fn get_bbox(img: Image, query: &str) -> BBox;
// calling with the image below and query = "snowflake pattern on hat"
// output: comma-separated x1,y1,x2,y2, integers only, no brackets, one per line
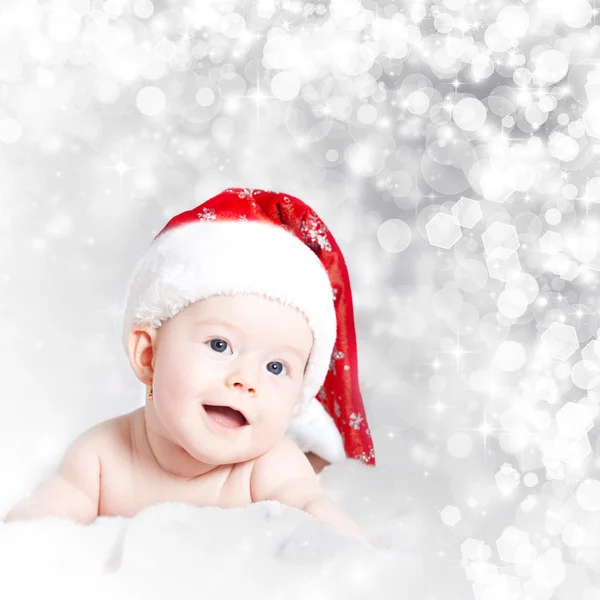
348,412,363,431
300,214,332,253
235,188,262,199
328,348,345,376
196,207,216,222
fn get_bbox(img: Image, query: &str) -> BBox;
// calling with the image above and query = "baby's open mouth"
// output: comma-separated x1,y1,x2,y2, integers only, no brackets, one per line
202,405,249,428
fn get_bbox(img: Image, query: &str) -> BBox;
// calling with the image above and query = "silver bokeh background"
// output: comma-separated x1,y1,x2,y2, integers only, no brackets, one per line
1,0,600,597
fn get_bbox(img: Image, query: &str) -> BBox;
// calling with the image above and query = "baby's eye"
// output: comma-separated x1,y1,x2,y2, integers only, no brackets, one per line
208,339,232,354
208,340,289,376
267,361,289,377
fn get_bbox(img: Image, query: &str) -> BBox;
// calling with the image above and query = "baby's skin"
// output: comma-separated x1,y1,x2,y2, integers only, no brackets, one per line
4,295,370,546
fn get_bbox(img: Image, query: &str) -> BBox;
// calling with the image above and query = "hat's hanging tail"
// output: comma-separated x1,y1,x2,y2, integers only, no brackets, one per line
280,197,376,466
314,224,376,466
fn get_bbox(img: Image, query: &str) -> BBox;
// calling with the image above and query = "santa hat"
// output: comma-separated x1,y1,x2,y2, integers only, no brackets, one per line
122,187,376,466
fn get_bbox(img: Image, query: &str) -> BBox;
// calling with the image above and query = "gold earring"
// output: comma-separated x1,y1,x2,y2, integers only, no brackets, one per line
147,380,153,401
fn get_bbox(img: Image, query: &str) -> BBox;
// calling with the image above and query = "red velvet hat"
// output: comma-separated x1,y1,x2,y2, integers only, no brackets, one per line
123,187,375,466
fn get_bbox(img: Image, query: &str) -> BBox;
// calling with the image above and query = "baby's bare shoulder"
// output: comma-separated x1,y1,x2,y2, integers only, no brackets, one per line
253,437,312,472
78,412,132,460
250,438,320,504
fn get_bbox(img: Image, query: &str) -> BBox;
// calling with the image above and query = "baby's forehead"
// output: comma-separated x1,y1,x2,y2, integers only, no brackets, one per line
168,294,313,352
186,294,309,326
191,293,285,310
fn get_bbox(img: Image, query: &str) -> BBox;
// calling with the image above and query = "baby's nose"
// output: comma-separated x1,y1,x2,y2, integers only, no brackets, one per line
232,380,256,394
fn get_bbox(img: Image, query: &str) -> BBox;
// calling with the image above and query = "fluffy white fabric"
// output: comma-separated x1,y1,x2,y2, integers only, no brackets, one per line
0,459,467,600
285,396,346,463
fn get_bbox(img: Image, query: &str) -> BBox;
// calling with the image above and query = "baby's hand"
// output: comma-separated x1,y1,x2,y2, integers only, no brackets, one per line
251,439,370,546
3,427,101,525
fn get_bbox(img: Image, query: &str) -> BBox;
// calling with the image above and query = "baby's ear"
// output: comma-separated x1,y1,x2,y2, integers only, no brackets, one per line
127,324,159,385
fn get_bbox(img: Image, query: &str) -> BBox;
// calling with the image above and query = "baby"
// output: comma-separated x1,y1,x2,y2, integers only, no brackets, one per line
4,188,376,547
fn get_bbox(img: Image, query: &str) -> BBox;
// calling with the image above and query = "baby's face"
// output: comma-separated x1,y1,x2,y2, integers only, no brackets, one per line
147,294,313,465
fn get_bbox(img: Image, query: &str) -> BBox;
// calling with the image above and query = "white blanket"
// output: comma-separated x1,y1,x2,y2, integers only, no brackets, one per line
4,442,485,600
0,500,434,600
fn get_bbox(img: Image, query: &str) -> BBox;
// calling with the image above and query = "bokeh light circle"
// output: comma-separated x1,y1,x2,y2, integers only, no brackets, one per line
377,219,412,253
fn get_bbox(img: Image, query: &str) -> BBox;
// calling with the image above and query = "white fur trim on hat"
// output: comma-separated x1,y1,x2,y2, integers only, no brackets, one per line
284,396,346,463
123,219,345,463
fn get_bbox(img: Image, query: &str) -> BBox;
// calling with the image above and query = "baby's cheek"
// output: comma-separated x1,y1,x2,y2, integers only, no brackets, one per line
163,344,202,379
155,360,197,413
251,425,281,456
158,358,187,392
262,406,292,440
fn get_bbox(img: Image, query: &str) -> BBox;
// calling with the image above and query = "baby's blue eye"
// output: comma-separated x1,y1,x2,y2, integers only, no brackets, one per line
267,362,288,376
209,339,229,353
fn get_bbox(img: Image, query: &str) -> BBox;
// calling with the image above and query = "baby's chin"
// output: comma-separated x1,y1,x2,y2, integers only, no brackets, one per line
175,430,275,466
181,445,266,466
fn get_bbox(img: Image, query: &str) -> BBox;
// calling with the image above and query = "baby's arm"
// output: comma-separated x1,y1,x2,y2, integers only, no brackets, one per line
251,438,371,546
3,427,101,525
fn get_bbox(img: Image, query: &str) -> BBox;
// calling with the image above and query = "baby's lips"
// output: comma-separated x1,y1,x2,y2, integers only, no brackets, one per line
202,404,249,427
